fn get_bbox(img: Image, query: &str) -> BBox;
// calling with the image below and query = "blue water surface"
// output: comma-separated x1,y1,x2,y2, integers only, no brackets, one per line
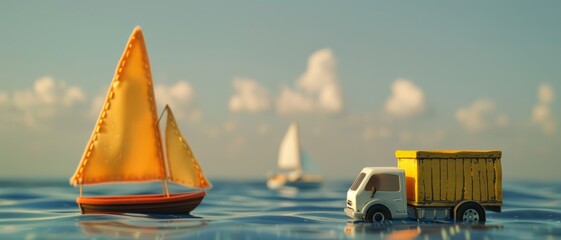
0,179,560,239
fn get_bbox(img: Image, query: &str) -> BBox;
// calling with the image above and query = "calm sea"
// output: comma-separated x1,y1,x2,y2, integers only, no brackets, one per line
0,179,560,239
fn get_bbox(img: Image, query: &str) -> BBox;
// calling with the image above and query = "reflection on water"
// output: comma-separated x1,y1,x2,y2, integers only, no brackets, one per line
344,221,504,239
78,218,208,239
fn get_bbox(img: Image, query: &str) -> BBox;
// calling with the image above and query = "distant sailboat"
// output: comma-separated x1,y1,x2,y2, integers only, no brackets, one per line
267,122,323,189
69,27,211,214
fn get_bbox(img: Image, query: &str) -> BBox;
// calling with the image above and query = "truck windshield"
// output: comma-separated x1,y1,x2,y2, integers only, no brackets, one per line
364,174,400,192
350,173,366,191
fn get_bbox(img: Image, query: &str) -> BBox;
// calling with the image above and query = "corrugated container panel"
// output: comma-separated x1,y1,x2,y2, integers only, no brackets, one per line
396,150,502,207
446,159,455,201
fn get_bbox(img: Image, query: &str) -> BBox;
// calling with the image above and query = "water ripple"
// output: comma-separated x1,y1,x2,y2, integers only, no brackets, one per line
0,180,560,239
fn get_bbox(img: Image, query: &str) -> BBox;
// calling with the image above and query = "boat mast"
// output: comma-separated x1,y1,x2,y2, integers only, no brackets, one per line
157,107,171,197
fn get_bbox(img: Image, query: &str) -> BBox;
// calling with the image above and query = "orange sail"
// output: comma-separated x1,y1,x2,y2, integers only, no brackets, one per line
70,27,165,185
164,105,212,189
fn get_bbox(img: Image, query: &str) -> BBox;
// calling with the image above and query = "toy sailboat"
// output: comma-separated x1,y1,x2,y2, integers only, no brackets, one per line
69,27,211,214
267,122,323,189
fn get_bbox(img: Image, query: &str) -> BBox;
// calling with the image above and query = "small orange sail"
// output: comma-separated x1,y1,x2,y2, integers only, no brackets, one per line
70,27,165,185
164,105,212,189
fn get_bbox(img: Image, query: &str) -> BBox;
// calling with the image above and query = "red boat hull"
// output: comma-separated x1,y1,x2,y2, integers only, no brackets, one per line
77,191,206,214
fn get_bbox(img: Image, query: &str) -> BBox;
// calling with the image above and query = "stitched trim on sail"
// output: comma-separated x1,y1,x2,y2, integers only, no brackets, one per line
74,33,136,185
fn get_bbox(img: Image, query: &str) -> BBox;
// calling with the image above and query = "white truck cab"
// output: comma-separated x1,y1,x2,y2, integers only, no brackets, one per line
345,167,408,221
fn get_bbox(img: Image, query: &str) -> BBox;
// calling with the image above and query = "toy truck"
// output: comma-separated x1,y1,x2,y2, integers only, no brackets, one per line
345,150,502,223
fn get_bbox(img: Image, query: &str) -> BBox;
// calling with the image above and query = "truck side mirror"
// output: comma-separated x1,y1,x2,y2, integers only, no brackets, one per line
370,186,377,198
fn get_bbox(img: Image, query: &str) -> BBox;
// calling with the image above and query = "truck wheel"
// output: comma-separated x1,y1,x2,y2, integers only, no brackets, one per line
365,205,391,222
455,202,485,223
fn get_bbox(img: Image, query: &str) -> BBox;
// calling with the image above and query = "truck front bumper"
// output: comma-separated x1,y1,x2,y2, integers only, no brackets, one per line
344,207,364,220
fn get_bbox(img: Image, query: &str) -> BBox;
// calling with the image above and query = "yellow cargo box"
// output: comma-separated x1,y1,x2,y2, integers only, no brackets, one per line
396,150,502,207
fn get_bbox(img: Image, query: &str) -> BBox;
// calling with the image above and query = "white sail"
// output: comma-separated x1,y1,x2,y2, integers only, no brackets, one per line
277,122,301,170
268,122,324,189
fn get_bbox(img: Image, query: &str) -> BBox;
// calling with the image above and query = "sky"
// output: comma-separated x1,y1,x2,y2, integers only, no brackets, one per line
0,1,560,182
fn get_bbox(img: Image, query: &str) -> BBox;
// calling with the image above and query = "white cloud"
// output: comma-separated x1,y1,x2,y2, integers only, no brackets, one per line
385,79,425,118
277,87,315,114
276,48,343,115
155,81,199,121
229,77,270,113
456,99,508,132
155,81,194,110
63,86,86,106
532,83,556,134
34,77,56,104
2,76,85,128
